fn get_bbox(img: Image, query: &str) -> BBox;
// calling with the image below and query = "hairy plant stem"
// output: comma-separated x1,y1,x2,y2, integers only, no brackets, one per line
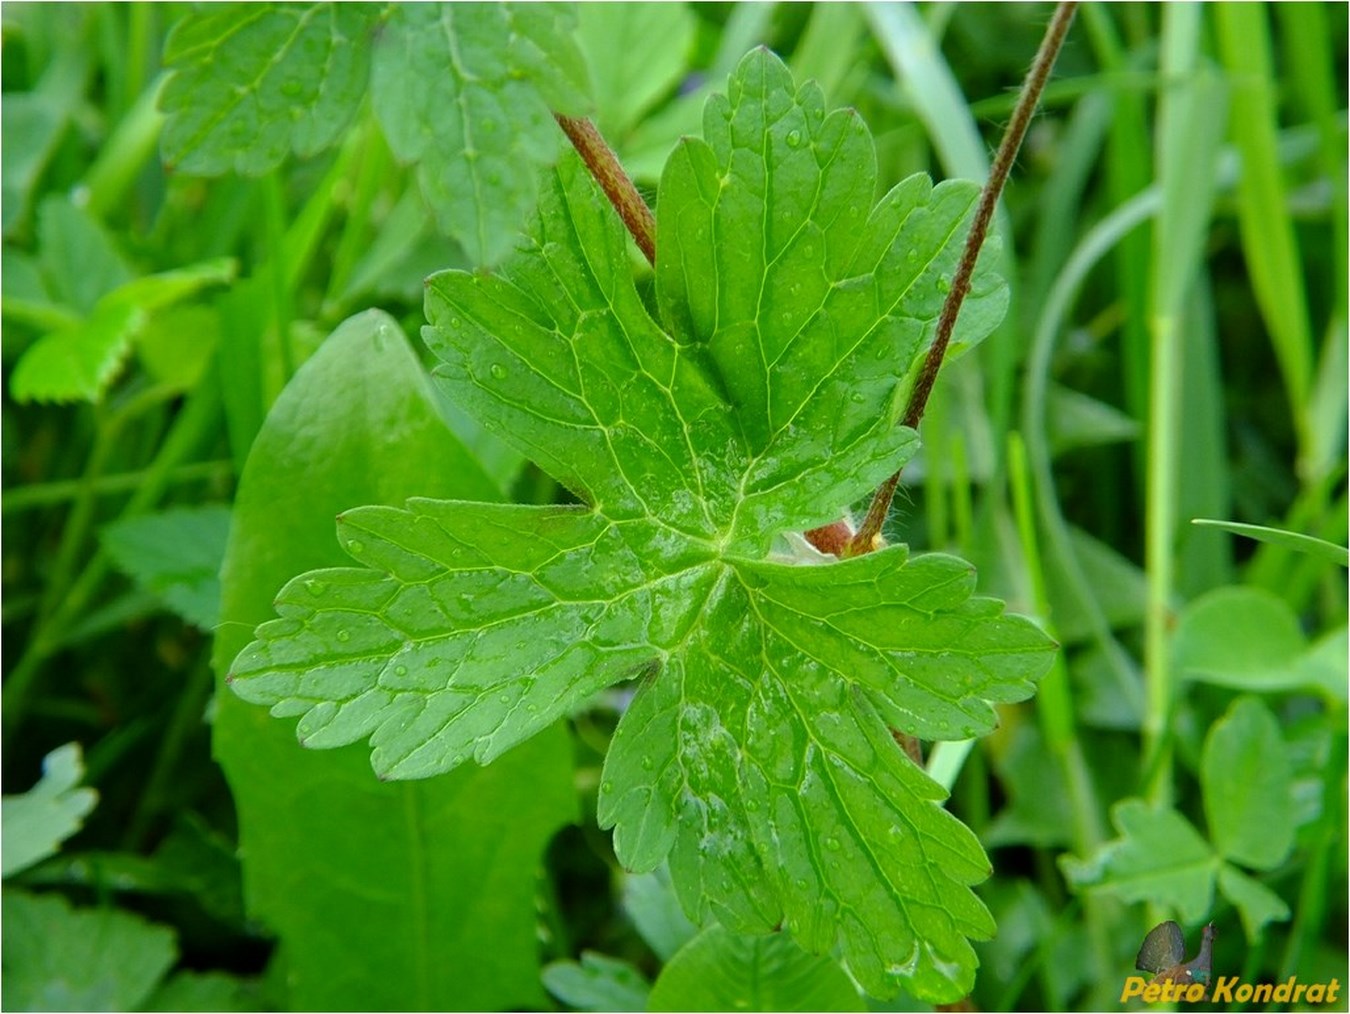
848,0,1079,557
555,114,656,266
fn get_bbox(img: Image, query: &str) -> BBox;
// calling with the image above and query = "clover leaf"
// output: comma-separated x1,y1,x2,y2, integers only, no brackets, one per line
228,50,1054,1002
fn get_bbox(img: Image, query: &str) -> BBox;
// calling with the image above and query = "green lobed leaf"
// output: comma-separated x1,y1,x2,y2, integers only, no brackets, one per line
2,889,177,1011
647,924,865,1013
143,971,268,1013
1201,696,1295,871
229,50,1050,1002
159,4,378,175
1061,798,1217,924
213,310,575,1010
1,743,98,879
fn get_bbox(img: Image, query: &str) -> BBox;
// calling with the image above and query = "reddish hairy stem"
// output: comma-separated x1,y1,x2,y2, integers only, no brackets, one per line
847,1,1079,557
554,113,656,266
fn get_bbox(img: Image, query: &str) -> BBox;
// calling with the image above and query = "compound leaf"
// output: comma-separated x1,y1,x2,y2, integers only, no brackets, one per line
230,50,1051,1002
1061,799,1218,924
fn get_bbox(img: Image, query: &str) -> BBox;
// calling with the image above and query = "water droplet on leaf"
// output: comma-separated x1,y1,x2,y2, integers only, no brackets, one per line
336,629,351,643
489,363,508,380
786,129,802,147
347,540,364,555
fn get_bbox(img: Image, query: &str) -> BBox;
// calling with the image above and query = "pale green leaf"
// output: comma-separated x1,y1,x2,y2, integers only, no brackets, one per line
101,505,233,629
2,889,176,1011
1,743,98,878
623,865,699,961
230,51,1047,1003
1201,696,1295,870
543,952,651,1012
576,3,695,138
1061,799,1218,923
647,924,864,1013
159,4,378,174
1217,863,1291,942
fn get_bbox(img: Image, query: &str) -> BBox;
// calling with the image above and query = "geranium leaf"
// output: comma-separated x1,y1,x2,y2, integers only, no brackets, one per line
229,49,1053,1002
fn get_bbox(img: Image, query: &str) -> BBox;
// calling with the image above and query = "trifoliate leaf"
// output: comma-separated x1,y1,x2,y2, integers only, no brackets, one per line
1,743,98,878
229,50,1052,1002
1061,799,1218,924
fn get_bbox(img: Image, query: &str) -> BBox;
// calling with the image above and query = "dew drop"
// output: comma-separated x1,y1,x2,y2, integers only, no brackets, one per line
825,836,841,851
336,629,351,643
745,798,759,812
795,878,809,890
601,780,614,794
937,274,952,293
394,664,408,677
641,756,654,771
305,578,327,596
489,363,508,380
449,316,462,329
906,249,919,262
347,539,365,555
786,129,802,147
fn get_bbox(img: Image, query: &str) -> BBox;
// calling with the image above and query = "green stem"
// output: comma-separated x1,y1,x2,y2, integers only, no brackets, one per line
850,0,1079,556
3,460,232,514
4,375,223,741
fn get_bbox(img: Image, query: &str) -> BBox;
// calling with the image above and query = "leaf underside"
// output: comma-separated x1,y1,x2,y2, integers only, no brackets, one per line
230,50,1052,1002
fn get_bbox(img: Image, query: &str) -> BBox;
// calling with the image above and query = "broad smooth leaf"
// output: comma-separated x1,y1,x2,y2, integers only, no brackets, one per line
213,310,575,1010
647,924,864,1013
1061,799,1217,924
1201,696,1295,870
1,743,98,878
2,889,176,1011
230,51,1052,1002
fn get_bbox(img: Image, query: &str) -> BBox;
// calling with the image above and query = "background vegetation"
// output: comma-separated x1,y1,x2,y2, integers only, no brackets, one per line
3,3,1345,1011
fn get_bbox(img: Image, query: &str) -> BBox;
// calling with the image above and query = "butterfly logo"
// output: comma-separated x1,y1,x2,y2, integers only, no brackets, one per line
1136,920,1216,991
